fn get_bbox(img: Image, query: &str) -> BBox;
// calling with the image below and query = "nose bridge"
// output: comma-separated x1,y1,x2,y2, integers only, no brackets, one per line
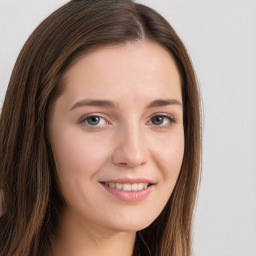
112,118,147,168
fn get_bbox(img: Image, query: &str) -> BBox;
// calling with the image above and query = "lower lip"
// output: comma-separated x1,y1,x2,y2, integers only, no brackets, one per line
100,183,153,202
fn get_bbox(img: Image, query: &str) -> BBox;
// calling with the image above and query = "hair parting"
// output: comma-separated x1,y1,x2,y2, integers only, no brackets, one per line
0,1,201,255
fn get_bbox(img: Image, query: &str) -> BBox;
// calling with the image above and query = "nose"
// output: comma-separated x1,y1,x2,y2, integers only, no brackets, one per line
112,123,148,168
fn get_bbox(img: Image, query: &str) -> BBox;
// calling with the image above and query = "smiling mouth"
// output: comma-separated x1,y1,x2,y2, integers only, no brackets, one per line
100,182,152,191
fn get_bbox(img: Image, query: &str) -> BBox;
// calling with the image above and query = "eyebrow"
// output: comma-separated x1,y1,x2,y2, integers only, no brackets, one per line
69,98,182,111
69,99,119,111
146,99,182,108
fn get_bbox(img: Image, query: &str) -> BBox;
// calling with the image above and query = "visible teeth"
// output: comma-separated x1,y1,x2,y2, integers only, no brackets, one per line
116,183,123,190
138,183,144,190
109,182,116,188
103,182,149,191
123,184,132,191
143,183,148,189
131,183,139,191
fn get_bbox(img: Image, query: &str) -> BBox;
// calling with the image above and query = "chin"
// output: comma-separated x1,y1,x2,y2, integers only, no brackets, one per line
104,213,157,233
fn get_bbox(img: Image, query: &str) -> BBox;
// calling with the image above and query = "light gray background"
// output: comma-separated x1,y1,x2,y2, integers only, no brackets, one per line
0,1,256,255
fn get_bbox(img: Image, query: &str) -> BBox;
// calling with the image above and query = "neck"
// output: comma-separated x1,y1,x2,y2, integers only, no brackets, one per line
51,209,136,256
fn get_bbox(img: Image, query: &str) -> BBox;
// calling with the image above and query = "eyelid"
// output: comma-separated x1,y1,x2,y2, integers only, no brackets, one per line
77,112,177,128
78,113,110,126
147,113,177,127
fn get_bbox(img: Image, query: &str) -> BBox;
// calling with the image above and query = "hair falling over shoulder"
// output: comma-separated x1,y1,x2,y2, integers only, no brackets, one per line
0,0,201,255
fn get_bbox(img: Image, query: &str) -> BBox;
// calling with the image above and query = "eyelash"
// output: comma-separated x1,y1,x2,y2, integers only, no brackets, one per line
79,115,109,127
147,114,176,128
78,113,176,129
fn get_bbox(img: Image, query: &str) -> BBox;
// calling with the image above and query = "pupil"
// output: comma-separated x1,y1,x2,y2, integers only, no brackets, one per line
152,116,164,125
87,116,100,125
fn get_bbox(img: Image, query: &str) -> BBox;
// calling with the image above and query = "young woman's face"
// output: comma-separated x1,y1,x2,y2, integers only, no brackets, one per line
48,41,184,232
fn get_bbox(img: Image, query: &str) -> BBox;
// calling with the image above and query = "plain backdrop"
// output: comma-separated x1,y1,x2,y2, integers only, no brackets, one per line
0,1,256,255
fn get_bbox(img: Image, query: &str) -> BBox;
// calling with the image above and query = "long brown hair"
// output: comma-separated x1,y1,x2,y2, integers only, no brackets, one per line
0,1,201,255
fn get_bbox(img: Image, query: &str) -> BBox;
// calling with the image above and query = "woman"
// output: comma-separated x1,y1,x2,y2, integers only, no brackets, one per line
0,0,201,255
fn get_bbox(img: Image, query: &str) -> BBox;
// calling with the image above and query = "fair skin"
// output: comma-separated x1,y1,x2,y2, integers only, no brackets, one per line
48,40,184,256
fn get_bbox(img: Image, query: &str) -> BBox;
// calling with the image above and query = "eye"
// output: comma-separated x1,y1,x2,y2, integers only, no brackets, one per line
149,114,176,127
79,115,109,127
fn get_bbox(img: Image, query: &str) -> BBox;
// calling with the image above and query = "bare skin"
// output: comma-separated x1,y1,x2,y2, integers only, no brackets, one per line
52,209,135,256
48,40,184,256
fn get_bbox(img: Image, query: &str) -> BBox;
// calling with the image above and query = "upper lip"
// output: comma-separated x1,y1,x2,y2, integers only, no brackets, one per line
99,177,156,184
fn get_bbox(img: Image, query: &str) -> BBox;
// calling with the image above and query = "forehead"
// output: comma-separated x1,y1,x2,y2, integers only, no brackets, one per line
59,40,182,106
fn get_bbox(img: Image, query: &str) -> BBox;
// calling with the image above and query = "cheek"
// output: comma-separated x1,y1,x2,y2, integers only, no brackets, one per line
162,140,184,174
151,129,184,194
49,127,110,188
153,129,184,171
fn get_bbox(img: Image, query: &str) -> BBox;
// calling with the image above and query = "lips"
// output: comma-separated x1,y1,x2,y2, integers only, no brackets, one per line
101,182,149,191
99,178,155,202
